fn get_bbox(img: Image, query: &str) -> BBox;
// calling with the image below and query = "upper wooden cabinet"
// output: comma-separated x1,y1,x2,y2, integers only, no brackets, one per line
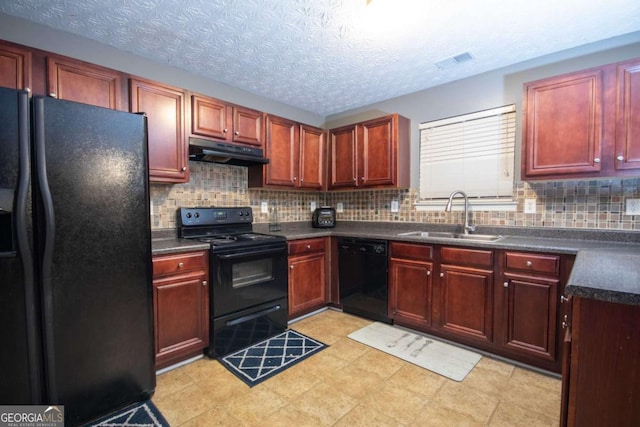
329,114,410,190
47,55,123,110
190,93,263,147
0,40,32,92
249,115,326,189
522,57,640,180
130,78,188,183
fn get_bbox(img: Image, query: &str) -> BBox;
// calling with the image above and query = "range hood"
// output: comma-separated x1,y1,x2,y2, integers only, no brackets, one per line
188,137,269,166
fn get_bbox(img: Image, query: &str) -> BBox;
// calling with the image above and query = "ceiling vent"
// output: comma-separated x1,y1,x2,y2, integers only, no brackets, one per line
435,52,474,70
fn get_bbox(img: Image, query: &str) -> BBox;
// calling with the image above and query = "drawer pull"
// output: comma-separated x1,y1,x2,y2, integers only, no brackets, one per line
178,262,184,268
526,261,532,267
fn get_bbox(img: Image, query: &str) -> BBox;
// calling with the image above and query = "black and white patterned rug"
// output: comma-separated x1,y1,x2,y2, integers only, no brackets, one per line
86,400,169,426
219,329,327,387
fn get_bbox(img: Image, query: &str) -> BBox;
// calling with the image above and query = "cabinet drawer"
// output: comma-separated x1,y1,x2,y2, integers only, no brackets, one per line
153,251,208,276
288,238,325,255
505,252,559,275
390,241,433,261
441,247,493,267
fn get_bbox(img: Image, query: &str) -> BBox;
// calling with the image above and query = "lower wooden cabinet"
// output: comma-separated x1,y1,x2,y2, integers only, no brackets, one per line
152,251,209,369
388,242,433,329
288,238,328,319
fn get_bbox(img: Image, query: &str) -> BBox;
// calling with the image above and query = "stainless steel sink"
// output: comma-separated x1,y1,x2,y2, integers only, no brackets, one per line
397,231,503,242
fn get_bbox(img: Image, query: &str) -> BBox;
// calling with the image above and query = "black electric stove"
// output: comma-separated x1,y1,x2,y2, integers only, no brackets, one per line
178,207,288,357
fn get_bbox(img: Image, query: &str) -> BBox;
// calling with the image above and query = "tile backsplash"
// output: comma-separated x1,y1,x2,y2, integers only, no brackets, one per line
150,162,640,231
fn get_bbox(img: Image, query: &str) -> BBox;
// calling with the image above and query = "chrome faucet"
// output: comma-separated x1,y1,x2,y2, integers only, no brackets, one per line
444,190,476,234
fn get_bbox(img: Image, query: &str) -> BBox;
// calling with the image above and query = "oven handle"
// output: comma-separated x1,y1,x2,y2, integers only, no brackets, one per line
226,304,282,327
217,247,285,260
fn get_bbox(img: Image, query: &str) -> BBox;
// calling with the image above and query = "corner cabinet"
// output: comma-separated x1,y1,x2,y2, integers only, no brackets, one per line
152,251,209,369
288,238,328,319
522,57,640,180
130,78,188,183
249,115,326,189
329,114,410,189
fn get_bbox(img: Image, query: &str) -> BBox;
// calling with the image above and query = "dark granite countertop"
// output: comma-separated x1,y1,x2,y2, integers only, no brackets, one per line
153,221,640,305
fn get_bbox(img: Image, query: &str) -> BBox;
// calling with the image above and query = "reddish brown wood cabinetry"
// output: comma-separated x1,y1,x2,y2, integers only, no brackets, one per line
130,78,188,183
190,93,262,147
522,57,640,180
563,297,640,426
288,238,328,319
389,242,434,329
329,114,410,189
249,115,326,189
152,251,209,369
0,40,32,92
47,56,123,110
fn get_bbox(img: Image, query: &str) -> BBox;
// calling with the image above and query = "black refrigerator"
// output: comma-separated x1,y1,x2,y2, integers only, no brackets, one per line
0,87,155,425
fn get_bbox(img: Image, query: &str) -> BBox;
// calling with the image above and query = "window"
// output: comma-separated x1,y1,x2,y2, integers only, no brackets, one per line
418,105,516,202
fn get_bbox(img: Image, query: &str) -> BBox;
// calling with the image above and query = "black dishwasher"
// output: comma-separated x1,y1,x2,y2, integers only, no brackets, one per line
338,237,391,324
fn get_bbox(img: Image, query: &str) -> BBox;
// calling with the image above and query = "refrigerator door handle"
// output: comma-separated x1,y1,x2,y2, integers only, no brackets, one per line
16,91,43,402
33,97,58,401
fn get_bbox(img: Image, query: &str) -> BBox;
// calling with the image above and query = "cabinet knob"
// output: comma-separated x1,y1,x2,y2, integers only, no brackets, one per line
526,260,532,267
594,158,601,163
503,281,509,288
178,262,184,268
290,265,294,269
440,272,444,278
561,295,569,303
352,177,357,182
223,128,228,133
293,177,297,181
426,270,431,276
617,155,624,161
202,281,207,286
25,87,31,93
234,130,240,135
49,93,57,98
306,245,311,250
181,166,187,172
562,314,569,329
300,178,304,182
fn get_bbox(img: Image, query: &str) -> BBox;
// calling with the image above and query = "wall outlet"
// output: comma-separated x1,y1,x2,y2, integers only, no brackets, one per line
625,198,640,215
310,201,316,212
391,200,399,213
336,202,344,213
524,198,536,214
260,201,269,214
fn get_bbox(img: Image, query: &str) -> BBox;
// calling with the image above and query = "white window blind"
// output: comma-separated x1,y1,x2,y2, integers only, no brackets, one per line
419,105,516,199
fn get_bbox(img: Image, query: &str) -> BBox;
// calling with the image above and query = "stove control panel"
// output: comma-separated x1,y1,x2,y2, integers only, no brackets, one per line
179,207,253,226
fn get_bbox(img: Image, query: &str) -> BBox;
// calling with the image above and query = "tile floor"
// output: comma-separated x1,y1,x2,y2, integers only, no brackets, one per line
153,310,561,426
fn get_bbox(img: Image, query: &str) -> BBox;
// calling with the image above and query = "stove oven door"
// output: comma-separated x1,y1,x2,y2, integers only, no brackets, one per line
212,241,288,317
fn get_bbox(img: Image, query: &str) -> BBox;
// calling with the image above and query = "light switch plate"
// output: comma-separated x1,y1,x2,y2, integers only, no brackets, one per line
336,202,344,213
260,201,269,214
391,200,399,213
524,198,536,214
310,201,317,212
625,198,640,215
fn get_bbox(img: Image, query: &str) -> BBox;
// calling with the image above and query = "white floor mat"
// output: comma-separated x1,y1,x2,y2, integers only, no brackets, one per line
348,322,481,381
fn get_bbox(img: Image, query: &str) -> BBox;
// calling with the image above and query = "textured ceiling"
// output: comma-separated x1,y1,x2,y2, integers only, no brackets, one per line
1,0,640,116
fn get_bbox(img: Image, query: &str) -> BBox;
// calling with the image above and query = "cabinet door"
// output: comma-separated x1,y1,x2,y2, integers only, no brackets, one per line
389,258,432,329
264,115,298,187
232,106,263,146
439,265,493,343
288,252,326,318
299,125,326,190
191,94,231,141
522,68,603,178
615,59,640,171
359,115,395,187
130,78,187,183
0,41,31,92
153,271,209,369
47,56,122,110
501,273,558,360
329,124,358,189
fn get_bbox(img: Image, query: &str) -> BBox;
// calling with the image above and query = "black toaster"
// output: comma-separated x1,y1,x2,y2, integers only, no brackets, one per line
312,207,336,228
